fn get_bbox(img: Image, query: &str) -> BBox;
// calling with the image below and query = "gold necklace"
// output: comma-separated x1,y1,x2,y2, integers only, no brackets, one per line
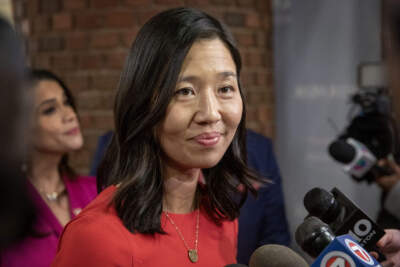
164,208,200,263
41,188,66,202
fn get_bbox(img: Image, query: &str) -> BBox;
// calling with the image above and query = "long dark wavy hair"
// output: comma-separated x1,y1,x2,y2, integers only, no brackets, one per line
97,7,261,234
29,69,78,180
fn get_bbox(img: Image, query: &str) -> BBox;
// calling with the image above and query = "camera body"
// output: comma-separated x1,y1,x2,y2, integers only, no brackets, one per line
328,63,399,183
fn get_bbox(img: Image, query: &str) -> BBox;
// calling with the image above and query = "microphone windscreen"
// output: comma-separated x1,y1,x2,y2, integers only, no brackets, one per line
303,187,338,222
328,139,356,163
295,216,335,257
249,244,308,267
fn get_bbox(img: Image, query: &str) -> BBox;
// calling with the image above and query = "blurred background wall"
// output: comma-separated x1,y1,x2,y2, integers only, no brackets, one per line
273,0,383,254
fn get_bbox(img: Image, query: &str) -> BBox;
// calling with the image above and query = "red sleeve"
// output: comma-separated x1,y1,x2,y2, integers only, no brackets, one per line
51,214,132,267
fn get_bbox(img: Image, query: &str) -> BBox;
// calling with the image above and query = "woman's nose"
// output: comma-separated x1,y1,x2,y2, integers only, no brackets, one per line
62,106,77,123
194,90,221,124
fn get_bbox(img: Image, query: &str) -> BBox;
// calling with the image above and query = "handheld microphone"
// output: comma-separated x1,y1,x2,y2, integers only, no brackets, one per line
329,138,377,180
303,187,385,251
296,216,382,267
248,244,308,267
328,138,393,182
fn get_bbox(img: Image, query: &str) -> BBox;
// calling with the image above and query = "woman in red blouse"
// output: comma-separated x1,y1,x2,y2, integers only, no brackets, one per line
52,7,260,267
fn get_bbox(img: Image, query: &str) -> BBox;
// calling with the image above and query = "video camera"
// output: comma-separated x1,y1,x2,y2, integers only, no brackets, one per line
328,62,399,183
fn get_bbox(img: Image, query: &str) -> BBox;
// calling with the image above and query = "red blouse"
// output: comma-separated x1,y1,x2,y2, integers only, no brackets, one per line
52,186,238,267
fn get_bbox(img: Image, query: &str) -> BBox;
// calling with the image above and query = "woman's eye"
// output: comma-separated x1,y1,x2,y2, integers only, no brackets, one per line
175,88,194,96
42,107,56,115
219,86,234,94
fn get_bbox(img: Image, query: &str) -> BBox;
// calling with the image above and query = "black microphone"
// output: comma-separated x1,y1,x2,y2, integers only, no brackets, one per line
328,138,393,182
303,187,385,251
248,244,308,267
329,138,377,180
296,216,382,267
295,216,335,258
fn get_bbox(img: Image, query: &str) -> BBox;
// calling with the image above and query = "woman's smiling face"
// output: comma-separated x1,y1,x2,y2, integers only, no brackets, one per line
158,38,243,171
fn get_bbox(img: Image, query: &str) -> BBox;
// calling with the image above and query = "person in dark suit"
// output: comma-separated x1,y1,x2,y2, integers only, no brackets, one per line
90,128,291,264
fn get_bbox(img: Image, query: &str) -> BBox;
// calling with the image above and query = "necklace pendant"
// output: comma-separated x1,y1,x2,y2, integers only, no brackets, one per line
188,249,198,263
46,192,58,201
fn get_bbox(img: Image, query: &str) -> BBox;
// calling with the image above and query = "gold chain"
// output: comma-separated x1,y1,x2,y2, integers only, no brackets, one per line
164,208,200,263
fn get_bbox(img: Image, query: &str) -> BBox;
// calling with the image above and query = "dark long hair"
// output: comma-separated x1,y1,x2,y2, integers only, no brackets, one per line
97,7,260,234
29,69,78,179
0,17,35,249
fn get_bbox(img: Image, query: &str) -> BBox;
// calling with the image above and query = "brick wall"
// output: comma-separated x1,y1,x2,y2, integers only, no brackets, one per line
12,0,275,174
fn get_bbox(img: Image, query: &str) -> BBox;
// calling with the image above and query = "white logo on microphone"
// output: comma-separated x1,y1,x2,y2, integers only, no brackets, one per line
344,238,374,265
320,251,356,267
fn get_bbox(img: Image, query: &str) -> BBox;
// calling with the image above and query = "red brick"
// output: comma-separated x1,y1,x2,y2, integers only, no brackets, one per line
105,11,135,28
39,0,61,14
77,92,102,110
79,112,114,130
82,132,102,151
259,124,273,139
52,54,76,70
185,0,211,6
246,13,261,28
64,0,88,10
211,0,234,6
244,51,267,67
75,13,104,29
66,32,89,50
256,0,270,12
247,90,267,105
33,16,50,33
223,12,245,27
33,54,51,69
27,0,40,17
121,30,138,47
137,9,160,24
15,0,275,142
236,0,255,7
77,91,115,110
70,148,92,171
90,73,120,91
255,31,267,47
90,31,120,48
65,74,90,92
241,71,257,86
90,0,120,8
122,0,152,8
246,106,257,122
235,32,256,47
78,54,104,69
154,0,183,4
28,38,39,53
52,13,73,30
104,51,128,69
256,71,272,87
256,105,273,123
38,36,64,51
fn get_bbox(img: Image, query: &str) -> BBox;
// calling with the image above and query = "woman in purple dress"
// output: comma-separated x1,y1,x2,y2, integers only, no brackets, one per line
0,69,97,267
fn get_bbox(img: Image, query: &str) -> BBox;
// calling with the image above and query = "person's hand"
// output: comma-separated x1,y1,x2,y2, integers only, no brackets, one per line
374,229,400,266
376,158,400,192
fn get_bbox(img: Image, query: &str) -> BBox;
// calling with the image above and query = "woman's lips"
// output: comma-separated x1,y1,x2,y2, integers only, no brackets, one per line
65,127,80,135
193,132,221,147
